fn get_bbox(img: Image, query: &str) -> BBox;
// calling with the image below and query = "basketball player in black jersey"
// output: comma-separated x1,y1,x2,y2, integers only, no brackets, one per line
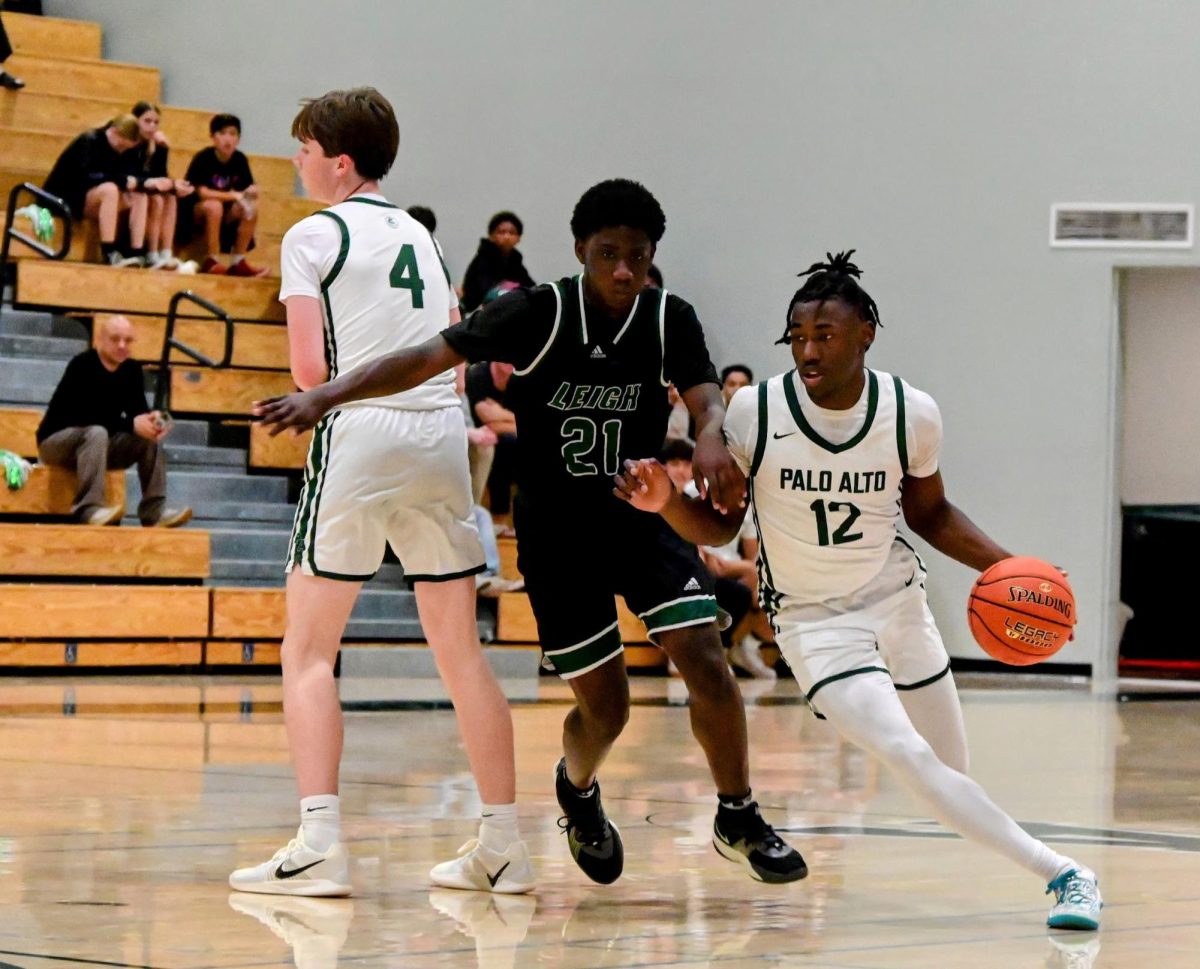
255,179,806,886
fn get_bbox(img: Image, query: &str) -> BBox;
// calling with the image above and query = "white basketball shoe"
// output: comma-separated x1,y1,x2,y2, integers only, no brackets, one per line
229,829,352,897
430,838,536,894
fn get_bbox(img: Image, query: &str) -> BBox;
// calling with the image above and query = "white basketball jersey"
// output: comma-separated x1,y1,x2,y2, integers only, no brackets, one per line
281,195,459,411
725,368,938,604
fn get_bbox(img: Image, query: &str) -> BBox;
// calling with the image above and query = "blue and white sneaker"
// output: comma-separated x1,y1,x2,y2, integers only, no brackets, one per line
1046,867,1102,930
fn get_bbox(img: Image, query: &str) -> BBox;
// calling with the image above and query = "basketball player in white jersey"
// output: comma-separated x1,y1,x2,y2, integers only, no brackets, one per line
615,251,1102,930
229,88,533,896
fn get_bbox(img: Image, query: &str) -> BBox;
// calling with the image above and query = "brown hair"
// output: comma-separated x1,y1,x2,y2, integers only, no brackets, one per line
109,114,140,142
291,87,399,181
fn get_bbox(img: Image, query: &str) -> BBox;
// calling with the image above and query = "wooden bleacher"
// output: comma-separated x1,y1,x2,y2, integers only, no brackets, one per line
0,92,215,148
4,11,102,60
16,261,285,321
97,313,290,371
249,422,311,470
0,464,125,518
0,406,40,457
0,524,209,579
2,53,158,103
169,366,295,416
1,583,209,638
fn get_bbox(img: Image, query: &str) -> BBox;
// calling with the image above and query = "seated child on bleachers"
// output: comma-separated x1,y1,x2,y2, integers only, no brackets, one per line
124,101,195,271
181,113,268,277
42,115,146,267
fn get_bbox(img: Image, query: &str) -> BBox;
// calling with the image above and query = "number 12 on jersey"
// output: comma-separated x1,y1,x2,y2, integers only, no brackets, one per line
810,499,863,545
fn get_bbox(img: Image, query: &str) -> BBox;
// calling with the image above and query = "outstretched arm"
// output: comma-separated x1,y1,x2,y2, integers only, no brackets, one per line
614,458,747,547
682,381,745,513
254,334,465,433
901,471,1011,572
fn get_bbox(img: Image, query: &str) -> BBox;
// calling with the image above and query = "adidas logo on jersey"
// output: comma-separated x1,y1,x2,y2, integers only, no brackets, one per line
590,345,606,359
683,577,702,592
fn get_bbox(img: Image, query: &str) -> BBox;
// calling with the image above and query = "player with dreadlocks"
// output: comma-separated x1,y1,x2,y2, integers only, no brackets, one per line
614,250,1103,930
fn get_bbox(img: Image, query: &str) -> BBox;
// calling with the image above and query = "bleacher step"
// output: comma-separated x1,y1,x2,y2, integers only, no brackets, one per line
190,502,295,524
0,333,86,359
339,645,538,681
142,469,288,503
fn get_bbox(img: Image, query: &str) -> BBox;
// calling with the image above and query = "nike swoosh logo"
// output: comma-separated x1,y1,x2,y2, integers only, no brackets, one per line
305,806,328,812
904,571,916,587
276,859,323,879
486,861,510,887
772,431,796,439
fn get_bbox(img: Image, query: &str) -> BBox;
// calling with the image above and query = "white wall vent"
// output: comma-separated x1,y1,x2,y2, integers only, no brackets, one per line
1050,203,1193,248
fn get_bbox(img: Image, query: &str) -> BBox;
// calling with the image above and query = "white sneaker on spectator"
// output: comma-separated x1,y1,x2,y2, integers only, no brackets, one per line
82,505,124,526
146,507,193,529
729,637,777,680
148,251,178,271
117,254,146,268
176,259,199,275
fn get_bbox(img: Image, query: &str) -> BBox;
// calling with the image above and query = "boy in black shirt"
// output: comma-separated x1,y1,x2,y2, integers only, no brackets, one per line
255,179,807,887
37,315,191,528
182,113,267,276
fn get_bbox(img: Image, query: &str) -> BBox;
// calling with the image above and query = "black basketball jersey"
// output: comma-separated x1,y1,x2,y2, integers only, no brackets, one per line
442,274,718,500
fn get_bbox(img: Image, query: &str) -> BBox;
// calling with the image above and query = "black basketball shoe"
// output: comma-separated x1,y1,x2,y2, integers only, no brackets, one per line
554,757,624,884
713,803,807,883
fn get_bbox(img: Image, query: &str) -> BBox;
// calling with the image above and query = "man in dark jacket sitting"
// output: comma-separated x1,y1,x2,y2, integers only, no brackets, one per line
36,316,191,527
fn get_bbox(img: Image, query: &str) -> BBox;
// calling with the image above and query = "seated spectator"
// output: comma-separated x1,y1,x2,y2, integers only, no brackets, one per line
125,101,194,270
43,115,147,266
460,210,535,311
720,363,753,405
182,113,267,276
661,439,777,680
36,315,192,528
0,11,23,88
465,358,518,531
664,382,693,444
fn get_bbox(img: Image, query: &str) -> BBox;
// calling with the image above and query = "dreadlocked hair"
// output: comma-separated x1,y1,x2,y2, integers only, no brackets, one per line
777,249,881,344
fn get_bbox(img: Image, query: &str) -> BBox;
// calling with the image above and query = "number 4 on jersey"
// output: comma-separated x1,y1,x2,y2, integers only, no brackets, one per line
389,244,426,308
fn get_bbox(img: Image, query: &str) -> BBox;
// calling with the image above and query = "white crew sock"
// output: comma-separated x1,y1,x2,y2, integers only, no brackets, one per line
300,794,341,852
478,802,519,852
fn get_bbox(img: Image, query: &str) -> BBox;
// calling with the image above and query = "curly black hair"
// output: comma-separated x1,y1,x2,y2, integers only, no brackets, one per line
777,249,881,344
570,178,666,243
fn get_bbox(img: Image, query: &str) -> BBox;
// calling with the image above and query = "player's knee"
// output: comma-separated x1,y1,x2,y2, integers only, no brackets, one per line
877,731,938,775
578,692,629,740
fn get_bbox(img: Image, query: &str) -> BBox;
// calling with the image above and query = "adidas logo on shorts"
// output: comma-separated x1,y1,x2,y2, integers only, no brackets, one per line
684,577,701,591
590,346,606,359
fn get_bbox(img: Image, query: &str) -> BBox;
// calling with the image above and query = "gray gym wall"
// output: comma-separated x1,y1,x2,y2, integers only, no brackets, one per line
49,0,1200,679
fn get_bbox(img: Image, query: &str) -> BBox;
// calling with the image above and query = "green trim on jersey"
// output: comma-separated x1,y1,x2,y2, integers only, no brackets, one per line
894,661,951,691
806,665,890,702
320,290,339,378
314,210,350,290
342,196,400,208
289,414,332,568
747,477,782,617
431,239,453,288
893,374,908,473
313,210,348,379
783,368,879,454
543,621,623,678
638,594,718,636
750,380,770,477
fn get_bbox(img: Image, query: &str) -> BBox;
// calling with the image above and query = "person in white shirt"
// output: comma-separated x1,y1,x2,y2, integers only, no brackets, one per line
614,251,1102,931
230,88,532,898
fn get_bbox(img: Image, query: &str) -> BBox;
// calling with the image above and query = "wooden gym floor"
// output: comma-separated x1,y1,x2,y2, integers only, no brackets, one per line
0,672,1197,968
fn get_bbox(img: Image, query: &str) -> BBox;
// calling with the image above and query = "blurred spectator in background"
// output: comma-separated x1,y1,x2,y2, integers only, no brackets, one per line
461,210,535,311
126,101,194,270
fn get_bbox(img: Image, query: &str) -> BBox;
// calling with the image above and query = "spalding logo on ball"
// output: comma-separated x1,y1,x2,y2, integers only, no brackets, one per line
967,556,1076,666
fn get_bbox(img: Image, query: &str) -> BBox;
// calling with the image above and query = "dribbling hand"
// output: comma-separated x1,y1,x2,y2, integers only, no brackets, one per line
253,390,329,435
613,458,674,513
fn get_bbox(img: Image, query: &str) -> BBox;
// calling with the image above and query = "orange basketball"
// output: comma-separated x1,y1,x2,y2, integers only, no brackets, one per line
967,557,1076,665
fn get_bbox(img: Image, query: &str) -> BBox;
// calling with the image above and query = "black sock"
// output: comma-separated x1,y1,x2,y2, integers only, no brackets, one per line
101,243,119,260
129,246,146,258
